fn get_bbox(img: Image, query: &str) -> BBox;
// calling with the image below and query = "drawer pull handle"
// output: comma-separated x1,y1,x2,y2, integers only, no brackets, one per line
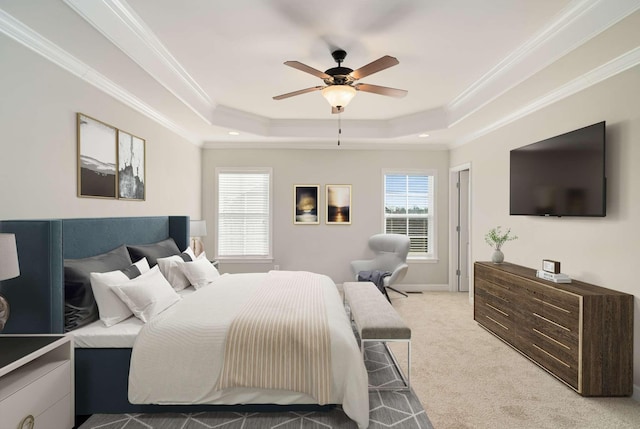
532,344,571,368
533,312,571,332
533,328,571,350
19,415,35,429
485,303,509,317
485,315,509,331
532,297,571,314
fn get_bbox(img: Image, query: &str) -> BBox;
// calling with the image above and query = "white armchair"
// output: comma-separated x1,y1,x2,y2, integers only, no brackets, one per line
350,233,410,298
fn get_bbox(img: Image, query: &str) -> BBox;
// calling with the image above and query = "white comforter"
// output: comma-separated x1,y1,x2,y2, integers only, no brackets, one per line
128,272,369,428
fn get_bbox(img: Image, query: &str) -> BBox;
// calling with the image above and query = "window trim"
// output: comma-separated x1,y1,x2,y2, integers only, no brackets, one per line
382,168,437,261
214,167,273,261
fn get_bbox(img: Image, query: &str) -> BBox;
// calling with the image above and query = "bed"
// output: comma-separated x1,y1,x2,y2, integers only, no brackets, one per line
0,216,368,428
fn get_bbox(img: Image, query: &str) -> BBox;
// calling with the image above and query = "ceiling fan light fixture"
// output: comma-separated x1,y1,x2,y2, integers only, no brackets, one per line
321,85,356,108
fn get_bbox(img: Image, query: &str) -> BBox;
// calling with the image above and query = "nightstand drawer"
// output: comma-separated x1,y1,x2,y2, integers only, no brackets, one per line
0,360,71,428
38,393,73,429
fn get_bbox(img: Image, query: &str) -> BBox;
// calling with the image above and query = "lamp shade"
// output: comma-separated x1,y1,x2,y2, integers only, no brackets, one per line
0,234,19,281
321,85,356,108
190,220,207,237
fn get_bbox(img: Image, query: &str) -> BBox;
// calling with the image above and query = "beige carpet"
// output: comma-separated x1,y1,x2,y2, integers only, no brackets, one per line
387,291,640,429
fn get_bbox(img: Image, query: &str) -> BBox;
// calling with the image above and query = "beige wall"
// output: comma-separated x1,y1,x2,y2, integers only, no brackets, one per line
450,66,640,388
0,36,201,220
202,148,449,286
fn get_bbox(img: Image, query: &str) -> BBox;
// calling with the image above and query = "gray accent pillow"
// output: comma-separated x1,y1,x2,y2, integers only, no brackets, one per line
126,238,181,267
64,244,133,332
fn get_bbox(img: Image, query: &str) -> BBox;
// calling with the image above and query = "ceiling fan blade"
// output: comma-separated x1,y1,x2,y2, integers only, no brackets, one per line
273,86,324,100
284,61,331,79
350,55,399,80
355,83,407,98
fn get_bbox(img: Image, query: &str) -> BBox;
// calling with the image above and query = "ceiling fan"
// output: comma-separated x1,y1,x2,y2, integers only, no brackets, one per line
273,49,408,113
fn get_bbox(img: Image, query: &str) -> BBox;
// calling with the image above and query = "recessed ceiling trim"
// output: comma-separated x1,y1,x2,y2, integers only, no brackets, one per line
202,141,450,151
447,0,640,127
63,0,215,125
451,47,640,148
0,9,199,145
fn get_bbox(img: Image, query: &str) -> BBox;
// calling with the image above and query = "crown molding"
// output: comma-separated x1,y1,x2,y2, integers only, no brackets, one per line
447,0,640,127
0,9,200,145
2,3,638,150
63,0,215,125
450,47,640,148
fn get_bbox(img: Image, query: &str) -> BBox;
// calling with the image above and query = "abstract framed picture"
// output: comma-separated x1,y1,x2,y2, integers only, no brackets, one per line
326,184,351,224
117,130,146,200
77,113,117,199
294,185,319,224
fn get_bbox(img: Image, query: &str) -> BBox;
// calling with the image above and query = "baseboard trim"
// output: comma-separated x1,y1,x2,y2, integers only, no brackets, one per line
394,283,450,292
632,384,640,402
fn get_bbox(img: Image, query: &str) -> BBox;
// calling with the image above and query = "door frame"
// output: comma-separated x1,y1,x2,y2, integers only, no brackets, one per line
449,163,473,300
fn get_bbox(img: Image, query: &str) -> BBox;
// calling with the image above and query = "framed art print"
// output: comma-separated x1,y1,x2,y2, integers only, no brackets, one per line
326,184,351,224
294,185,319,224
77,113,117,199
117,130,146,200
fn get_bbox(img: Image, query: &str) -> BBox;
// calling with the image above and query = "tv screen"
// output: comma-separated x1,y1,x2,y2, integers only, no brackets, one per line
510,121,606,217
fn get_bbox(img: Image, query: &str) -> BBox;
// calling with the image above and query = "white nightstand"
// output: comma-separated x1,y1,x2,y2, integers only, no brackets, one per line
0,335,74,429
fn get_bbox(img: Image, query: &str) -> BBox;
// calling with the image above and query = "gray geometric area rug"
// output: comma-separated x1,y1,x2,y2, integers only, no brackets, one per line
79,342,433,428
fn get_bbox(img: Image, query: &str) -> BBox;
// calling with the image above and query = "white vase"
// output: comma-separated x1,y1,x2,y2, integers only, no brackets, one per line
492,249,504,264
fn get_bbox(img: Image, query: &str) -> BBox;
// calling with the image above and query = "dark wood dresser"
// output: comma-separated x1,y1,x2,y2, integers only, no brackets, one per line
474,261,633,396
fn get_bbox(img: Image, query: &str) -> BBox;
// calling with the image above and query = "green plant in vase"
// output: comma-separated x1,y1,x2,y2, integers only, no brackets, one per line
485,226,518,263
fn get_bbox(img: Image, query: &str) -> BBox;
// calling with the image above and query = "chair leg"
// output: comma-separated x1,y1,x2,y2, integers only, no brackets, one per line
386,286,408,298
383,287,391,303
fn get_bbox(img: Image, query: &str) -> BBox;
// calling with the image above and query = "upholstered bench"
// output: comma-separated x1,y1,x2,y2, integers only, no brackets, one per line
343,281,411,390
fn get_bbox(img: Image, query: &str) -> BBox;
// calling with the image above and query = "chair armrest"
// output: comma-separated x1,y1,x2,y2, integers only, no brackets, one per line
386,263,409,286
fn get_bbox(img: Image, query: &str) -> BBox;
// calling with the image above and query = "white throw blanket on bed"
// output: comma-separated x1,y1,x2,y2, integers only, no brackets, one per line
128,272,369,428
217,271,331,404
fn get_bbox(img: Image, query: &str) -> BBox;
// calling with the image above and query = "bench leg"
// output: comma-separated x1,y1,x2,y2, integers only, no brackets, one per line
364,340,411,391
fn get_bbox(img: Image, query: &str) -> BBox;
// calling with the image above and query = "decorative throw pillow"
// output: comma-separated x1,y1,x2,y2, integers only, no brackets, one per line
126,238,181,267
157,247,197,291
64,244,133,331
90,257,151,327
110,266,181,323
177,256,220,289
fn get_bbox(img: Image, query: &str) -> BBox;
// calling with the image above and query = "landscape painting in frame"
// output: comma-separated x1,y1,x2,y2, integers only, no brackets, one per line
77,113,117,198
326,184,351,224
118,130,145,200
294,185,319,224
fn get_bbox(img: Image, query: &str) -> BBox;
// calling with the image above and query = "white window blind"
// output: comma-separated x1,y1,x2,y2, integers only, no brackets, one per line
384,172,435,258
217,169,271,258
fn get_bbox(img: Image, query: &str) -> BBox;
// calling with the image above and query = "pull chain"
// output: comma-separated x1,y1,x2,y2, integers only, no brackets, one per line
338,109,342,146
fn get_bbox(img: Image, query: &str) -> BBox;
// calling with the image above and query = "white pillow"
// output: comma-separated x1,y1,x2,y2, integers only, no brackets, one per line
90,257,151,327
177,257,220,289
157,247,199,291
110,266,181,323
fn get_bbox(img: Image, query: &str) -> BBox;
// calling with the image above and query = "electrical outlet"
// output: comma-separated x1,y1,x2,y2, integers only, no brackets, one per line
274,265,280,270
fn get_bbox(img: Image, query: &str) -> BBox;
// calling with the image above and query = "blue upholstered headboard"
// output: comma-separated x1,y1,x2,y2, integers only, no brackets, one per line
0,216,189,334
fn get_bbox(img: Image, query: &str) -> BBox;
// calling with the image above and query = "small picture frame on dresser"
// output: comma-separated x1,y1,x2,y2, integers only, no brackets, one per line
542,259,561,274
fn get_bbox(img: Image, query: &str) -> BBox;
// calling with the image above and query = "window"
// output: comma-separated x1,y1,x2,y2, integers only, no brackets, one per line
383,171,435,259
216,168,272,259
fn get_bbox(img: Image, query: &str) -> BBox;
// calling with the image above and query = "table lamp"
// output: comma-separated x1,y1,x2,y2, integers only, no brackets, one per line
189,220,207,256
0,233,20,331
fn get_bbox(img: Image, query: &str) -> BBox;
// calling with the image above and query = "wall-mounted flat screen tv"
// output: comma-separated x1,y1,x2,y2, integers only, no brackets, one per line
510,121,606,217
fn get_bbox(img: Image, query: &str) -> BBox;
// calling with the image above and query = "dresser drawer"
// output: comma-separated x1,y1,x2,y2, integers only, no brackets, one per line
519,336,579,390
475,294,514,341
475,278,513,304
0,361,71,428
